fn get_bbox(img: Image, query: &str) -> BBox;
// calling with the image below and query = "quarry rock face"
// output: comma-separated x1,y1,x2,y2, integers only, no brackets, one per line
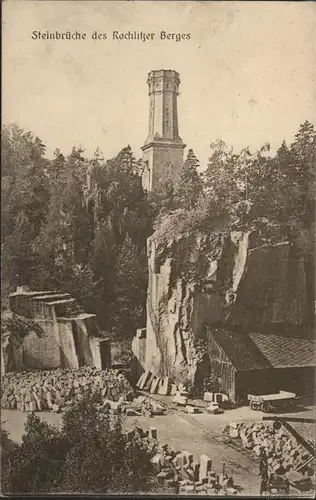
144,229,313,384
3,290,106,373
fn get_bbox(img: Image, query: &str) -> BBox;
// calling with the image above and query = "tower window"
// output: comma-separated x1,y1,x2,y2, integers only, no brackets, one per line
164,161,173,176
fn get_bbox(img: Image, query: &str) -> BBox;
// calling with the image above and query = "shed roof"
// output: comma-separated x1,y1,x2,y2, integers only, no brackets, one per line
249,332,316,369
209,328,316,371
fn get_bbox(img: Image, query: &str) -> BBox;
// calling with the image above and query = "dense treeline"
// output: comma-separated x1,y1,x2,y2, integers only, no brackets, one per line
1,396,158,494
2,122,315,337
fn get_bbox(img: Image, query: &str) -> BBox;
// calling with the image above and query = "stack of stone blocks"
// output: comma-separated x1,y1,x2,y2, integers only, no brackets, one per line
151,442,237,494
121,425,238,494
1,367,133,413
227,421,315,481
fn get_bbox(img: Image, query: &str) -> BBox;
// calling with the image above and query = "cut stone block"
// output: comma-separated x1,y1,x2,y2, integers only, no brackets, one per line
150,453,164,473
192,461,200,481
157,377,169,395
173,453,185,469
150,376,160,394
178,382,187,392
181,484,195,493
157,471,168,484
207,471,216,483
136,373,145,389
214,392,228,404
181,464,195,481
179,479,191,487
199,455,212,482
138,370,152,390
185,405,201,414
230,428,239,438
144,373,156,391
203,392,214,402
195,485,206,493
136,328,147,339
205,403,223,414
149,426,158,440
226,487,238,495
173,392,188,406
165,478,176,486
182,451,194,465
170,384,177,396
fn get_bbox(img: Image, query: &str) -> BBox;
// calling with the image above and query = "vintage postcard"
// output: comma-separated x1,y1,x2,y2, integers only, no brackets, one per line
1,0,315,496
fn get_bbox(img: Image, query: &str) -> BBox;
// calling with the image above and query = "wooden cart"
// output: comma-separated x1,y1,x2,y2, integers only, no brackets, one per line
248,390,296,413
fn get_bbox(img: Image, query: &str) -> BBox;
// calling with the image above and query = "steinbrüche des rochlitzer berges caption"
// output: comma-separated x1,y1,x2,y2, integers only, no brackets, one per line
31,30,192,42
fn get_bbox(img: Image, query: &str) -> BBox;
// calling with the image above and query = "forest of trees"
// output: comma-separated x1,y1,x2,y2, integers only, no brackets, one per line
2,121,315,338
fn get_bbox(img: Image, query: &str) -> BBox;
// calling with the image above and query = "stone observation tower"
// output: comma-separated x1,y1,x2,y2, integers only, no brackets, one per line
141,69,186,192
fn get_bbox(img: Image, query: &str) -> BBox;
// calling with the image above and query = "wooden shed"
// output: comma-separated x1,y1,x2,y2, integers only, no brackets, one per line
205,327,316,403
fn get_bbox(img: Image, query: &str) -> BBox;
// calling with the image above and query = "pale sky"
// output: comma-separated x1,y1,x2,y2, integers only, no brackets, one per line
3,1,316,168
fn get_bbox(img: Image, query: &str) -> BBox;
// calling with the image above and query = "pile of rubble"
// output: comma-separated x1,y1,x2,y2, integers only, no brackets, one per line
226,421,314,477
150,443,238,494
1,367,133,413
136,371,227,415
124,424,238,494
123,394,167,417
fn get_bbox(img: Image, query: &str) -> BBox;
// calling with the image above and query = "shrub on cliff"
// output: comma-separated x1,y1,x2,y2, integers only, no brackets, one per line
2,395,157,494
153,204,230,251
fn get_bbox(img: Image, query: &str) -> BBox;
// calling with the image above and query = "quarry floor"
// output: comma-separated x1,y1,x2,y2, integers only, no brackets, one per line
2,398,315,496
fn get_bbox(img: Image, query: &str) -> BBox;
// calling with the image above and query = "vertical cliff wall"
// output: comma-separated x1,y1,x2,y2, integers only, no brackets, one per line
144,231,251,382
143,228,313,384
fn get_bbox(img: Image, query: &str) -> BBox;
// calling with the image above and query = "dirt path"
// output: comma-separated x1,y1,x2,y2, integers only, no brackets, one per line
2,408,260,495
2,400,314,496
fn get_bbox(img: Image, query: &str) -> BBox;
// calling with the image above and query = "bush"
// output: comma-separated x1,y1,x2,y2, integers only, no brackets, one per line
2,394,157,494
1,428,19,492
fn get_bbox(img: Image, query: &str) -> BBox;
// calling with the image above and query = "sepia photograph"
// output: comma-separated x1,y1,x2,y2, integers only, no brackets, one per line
1,0,315,496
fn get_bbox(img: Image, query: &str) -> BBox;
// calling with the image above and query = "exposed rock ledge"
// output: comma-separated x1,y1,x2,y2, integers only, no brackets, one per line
144,229,313,384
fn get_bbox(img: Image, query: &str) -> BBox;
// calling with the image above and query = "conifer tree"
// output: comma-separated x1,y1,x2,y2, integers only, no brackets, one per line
174,149,203,210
